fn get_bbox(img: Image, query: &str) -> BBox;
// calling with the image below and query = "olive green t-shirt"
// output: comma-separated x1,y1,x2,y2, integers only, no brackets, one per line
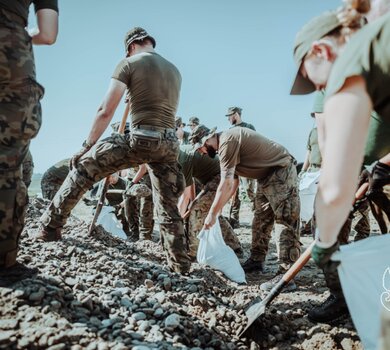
363,111,390,165
112,52,181,130
218,128,291,180
307,127,322,167
232,121,256,131
0,0,58,24
326,12,390,124
178,146,220,187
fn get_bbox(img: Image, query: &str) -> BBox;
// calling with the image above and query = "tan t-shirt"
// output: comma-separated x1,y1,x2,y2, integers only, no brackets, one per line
326,12,390,124
112,52,182,129
218,128,291,180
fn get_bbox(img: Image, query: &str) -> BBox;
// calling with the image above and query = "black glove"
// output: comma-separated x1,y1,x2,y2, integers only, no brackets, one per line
69,141,94,171
368,162,390,195
311,241,339,269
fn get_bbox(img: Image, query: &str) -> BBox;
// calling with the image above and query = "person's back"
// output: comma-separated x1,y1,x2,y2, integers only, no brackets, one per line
113,52,181,129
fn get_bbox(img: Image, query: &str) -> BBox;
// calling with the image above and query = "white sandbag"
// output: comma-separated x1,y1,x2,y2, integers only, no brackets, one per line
332,234,390,350
299,171,320,222
96,206,127,239
197,220,246,284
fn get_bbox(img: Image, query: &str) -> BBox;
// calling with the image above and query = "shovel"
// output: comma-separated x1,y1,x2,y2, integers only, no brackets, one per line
239,181,370,336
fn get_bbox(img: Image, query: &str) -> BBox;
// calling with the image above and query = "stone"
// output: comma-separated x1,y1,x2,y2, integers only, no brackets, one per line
163,278,172,291
132,312,147,321
65,277,78,286
0,319,18,330
164,313,180,329
29,289,45,302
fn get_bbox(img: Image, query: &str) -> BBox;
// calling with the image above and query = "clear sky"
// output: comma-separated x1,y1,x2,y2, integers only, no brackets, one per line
29,0,339,173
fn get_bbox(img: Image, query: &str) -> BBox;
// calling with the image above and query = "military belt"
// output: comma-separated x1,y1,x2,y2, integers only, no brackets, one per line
135,125,176,135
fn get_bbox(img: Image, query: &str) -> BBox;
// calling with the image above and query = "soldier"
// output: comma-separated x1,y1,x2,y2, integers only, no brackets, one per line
37,27,190,274
41,158,70,200
177,142,242,260
22,150,35,189
188,116,200,131
197,128,300,291
123,165,154,240
175,116,190,145
225,106,257,228
0,1,58,277
290,1,390,322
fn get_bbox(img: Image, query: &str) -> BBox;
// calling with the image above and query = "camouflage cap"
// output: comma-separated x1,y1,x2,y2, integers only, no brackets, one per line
124,27,156,53
175,116,185,128
225,106,242,116
189,124,214,144
290,11,341,95
194,129,217,150
188,116,200,126
125,183,152,198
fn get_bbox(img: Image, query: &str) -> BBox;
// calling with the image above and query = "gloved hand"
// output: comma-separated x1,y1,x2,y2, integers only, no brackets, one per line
311,241,339,269
368,162,390,195
70,141,94,171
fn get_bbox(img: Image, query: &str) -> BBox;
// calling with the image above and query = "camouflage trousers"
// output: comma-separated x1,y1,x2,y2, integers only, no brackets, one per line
40,131,191,273
250,161,301,271
0,12,44,268
22,150,34,189
124,174,154,240
187,175,242,259
230,177,256,223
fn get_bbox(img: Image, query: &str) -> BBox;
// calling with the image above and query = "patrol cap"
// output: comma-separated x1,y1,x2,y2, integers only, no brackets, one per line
188,116,200,126
189,124,214,144
124,27,156,53
194,129,217,150
290,11,341,95
311,90,325,117
225,106,242,116
175,116,185,128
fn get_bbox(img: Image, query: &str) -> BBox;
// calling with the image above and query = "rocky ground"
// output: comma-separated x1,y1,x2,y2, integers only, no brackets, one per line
0,198,368,350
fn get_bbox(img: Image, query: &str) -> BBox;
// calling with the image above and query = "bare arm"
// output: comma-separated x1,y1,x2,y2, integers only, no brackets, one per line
30,9,58,45
85,79,127,146
203,168,239,229
302,150,311,172
379,152,390,165
178,184,195,217
314,113,326,156
133,164,148,184
315,76,372,245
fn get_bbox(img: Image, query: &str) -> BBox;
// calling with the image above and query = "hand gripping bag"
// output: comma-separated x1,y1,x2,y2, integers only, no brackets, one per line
197,220,246,284
332,234,390,350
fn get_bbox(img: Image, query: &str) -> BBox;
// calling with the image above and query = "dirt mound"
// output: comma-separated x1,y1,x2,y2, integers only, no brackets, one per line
0,199,363,349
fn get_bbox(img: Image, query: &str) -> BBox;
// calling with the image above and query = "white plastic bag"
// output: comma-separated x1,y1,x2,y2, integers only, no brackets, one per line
299,170,320,222
96,206,127,239
197,220,246,284
332,234,390,350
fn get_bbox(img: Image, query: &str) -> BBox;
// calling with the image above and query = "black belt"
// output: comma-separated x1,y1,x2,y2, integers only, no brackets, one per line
135,125,176,134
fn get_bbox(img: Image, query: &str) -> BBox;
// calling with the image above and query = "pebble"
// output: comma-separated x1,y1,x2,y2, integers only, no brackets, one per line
29,289,45,302
164,313,180,329
132,312,147,321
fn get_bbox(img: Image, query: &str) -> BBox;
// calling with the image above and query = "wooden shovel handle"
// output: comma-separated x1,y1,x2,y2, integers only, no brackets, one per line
283,240,315,282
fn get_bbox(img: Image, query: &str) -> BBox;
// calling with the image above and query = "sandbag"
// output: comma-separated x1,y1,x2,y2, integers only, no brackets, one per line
332,234,390,350
299,170,320,222
197,220,246,284
96,206,127,239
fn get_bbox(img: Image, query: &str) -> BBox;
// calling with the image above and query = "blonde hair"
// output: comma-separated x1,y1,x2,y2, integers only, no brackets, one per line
336,0,370,34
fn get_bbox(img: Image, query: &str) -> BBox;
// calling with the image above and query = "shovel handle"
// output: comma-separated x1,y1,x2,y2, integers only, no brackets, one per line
283,240,315,282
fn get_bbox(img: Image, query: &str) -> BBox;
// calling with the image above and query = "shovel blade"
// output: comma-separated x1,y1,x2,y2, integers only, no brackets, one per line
239,299,266,337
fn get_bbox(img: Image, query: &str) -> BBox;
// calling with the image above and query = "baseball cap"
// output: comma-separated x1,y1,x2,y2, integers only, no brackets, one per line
124,27,156,53
290,11,340,95
188,116,200,126
194,129,217,150
225,106,242,116
175,116,185,128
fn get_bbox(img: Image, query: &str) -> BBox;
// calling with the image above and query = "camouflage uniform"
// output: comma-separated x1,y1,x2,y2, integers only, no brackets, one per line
0,9,45,268
251,161,301,271
124,167,154,240
187,175,242,259
41,159,70,200
40,131,190,273
22,150,34,189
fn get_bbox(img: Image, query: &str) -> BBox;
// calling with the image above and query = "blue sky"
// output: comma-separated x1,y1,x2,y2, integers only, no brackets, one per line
29,0,339,173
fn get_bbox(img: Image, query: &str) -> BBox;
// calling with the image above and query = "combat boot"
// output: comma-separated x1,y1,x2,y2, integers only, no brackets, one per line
0,262,38,287
308,294,349,323
34,226,62,242
241,257,264,273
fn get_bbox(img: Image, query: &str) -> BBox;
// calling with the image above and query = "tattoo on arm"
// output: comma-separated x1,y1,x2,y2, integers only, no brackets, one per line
221,167,235,179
